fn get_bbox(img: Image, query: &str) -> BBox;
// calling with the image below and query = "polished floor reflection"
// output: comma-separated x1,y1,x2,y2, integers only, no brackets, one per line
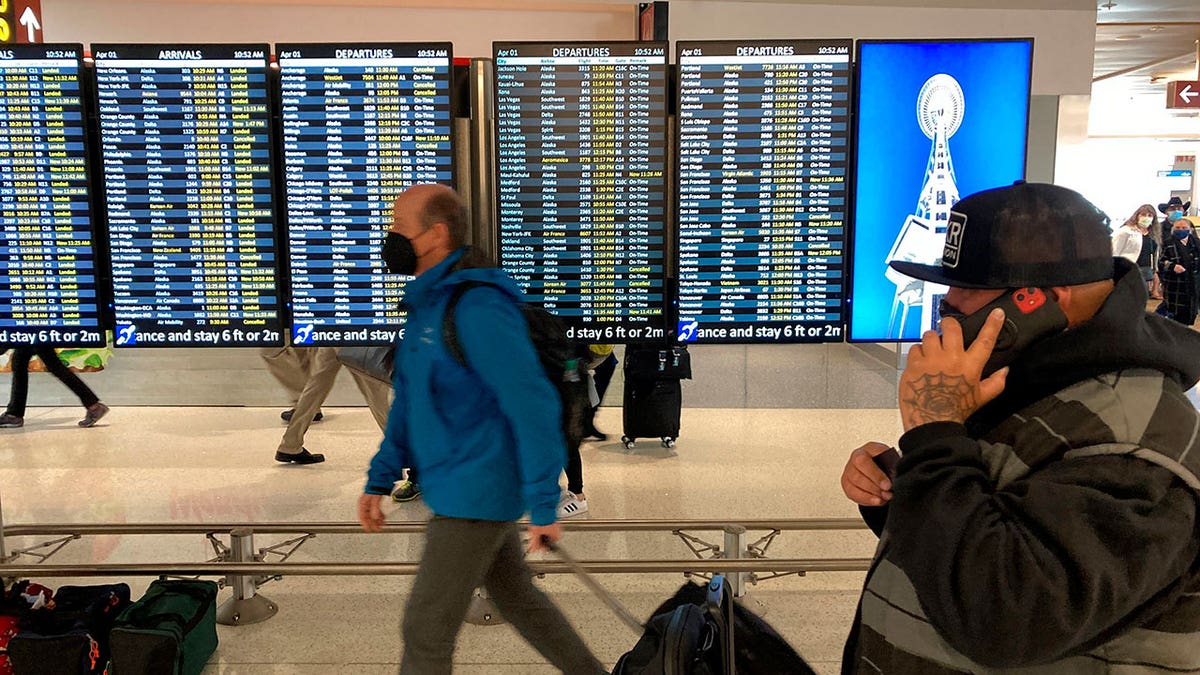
0,405,897,673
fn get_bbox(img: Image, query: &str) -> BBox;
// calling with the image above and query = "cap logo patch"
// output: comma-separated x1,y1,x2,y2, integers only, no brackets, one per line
942,210,967,268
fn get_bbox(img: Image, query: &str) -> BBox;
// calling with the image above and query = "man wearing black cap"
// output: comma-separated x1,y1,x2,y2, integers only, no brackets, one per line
839,183,1200,673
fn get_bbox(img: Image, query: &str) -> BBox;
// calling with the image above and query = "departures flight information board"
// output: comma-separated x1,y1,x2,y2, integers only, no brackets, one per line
278,43,453,347
675,40,852,344
495,41,668,343
0,44,105,348
94,44,283,348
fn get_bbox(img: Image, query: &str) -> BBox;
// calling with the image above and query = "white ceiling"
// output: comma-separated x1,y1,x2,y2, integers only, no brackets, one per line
1091,0,1200,137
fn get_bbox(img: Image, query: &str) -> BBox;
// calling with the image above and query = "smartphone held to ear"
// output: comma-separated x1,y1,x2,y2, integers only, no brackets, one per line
939,288,1068,376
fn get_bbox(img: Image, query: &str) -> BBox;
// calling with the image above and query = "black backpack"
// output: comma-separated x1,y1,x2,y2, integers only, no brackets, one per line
442,280,590,454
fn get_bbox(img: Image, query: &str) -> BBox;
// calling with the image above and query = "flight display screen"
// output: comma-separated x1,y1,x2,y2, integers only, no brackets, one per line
494,41,669,343
93,44,283,348
0,44,104,348
675,40,852,344
278,42,454,347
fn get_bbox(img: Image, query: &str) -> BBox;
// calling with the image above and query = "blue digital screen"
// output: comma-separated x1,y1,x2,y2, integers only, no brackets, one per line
848,40,1032,342
279,43,453,347
94,44,284,348
675,39,852,344
0,44,105,348
494,41,669,343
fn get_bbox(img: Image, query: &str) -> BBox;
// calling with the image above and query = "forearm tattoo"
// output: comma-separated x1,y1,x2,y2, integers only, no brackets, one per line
901,372,977,427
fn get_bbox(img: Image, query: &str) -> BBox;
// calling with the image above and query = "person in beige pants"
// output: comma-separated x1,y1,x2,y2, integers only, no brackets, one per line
273,346,391,465
260,345,321,422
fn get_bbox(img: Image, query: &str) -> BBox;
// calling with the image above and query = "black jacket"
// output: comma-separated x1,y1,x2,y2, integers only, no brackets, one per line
845,259,1200,672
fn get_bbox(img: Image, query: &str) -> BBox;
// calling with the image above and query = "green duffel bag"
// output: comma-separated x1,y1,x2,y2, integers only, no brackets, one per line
108,580,218,675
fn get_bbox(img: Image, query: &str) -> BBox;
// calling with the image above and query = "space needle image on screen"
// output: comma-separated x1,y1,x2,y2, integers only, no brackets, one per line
884,74,963,338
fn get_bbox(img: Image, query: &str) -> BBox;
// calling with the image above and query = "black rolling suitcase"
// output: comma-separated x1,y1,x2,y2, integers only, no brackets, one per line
622,345,691,449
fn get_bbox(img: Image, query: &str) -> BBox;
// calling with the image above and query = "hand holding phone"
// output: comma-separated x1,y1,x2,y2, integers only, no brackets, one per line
841,442,896,507
941,288,1068,377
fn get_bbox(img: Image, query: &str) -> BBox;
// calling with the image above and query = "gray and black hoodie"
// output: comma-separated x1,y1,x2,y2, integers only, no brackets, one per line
844,258,1200,673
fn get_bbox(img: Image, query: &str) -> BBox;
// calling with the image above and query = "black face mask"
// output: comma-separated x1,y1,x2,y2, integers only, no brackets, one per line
382,231,418,276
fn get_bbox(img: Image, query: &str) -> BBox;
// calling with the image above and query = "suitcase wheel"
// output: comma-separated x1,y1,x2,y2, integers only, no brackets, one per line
622,436,635,450
661,437,676,449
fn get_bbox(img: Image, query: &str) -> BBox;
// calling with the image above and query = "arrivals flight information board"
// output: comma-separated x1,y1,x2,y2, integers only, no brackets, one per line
495,42,668,343
278,42,453,347
675,40,852,344
93,44,283,348
0,45,105,348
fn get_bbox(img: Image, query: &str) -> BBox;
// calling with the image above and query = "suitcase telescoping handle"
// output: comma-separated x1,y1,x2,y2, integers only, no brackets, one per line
542,538,646,635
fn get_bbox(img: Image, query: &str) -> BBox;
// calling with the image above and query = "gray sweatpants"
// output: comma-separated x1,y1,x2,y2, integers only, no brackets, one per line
400,517,606,675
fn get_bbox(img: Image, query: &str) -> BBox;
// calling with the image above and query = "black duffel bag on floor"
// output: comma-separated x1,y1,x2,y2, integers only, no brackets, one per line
7,583,131,675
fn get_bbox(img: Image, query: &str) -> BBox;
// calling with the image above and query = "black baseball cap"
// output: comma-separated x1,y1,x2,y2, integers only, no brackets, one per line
889,182,1114,290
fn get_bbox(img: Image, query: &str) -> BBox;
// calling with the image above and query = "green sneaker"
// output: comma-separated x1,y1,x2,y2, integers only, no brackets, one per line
391,480,422,503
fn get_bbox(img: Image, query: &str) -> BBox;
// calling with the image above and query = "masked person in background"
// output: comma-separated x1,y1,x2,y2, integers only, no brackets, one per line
839,183,1200,673
1129,204,1163,299
1110,204,1145,266
1159,195,1191,247
357,185,604,675
1158,207,1200,326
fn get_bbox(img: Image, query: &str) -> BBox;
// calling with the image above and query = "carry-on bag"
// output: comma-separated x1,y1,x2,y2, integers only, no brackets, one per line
622,345,690,449
109,580,218,675
638,581,817,675
547,540,735,674
7,583,131,675
622,378,683,449
549,539,815,675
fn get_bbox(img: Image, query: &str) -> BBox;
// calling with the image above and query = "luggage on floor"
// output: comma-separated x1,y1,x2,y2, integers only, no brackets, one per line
0,581,46,675
613,578,734,675
547,540,735,675
7,583,130,675
109,579,218,675
622,345,690,449
550,540,815,675
635,581,817,675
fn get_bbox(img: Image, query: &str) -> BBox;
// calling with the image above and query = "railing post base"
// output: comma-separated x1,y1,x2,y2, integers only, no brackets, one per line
465,587,504,626
217,595,279,626
217,528,278,626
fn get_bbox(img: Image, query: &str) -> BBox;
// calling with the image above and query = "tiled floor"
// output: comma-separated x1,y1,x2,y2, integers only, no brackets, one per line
0,405,896,673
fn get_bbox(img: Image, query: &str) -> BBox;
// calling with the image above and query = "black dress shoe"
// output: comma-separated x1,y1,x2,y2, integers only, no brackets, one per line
583,427,609,442
280,409,324,423
275,448,326,465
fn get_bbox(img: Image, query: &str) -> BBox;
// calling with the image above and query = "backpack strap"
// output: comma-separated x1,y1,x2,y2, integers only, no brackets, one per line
442,281,489,368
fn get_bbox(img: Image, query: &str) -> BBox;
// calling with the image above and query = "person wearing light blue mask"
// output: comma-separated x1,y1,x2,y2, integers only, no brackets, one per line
1159,195,1192,241
1158,210,1200,325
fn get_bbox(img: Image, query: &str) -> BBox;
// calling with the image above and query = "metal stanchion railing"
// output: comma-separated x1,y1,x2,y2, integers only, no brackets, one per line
0,558,874,577
1,518,869,537
0,518,874,625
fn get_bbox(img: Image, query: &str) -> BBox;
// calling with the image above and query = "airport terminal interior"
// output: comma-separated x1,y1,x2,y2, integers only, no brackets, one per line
3,0,1200,673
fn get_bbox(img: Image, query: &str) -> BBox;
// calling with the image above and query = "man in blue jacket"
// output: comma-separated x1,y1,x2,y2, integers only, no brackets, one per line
357,184,605,675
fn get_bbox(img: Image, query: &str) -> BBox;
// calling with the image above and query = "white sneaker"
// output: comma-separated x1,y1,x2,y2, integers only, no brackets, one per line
557,492,588,519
